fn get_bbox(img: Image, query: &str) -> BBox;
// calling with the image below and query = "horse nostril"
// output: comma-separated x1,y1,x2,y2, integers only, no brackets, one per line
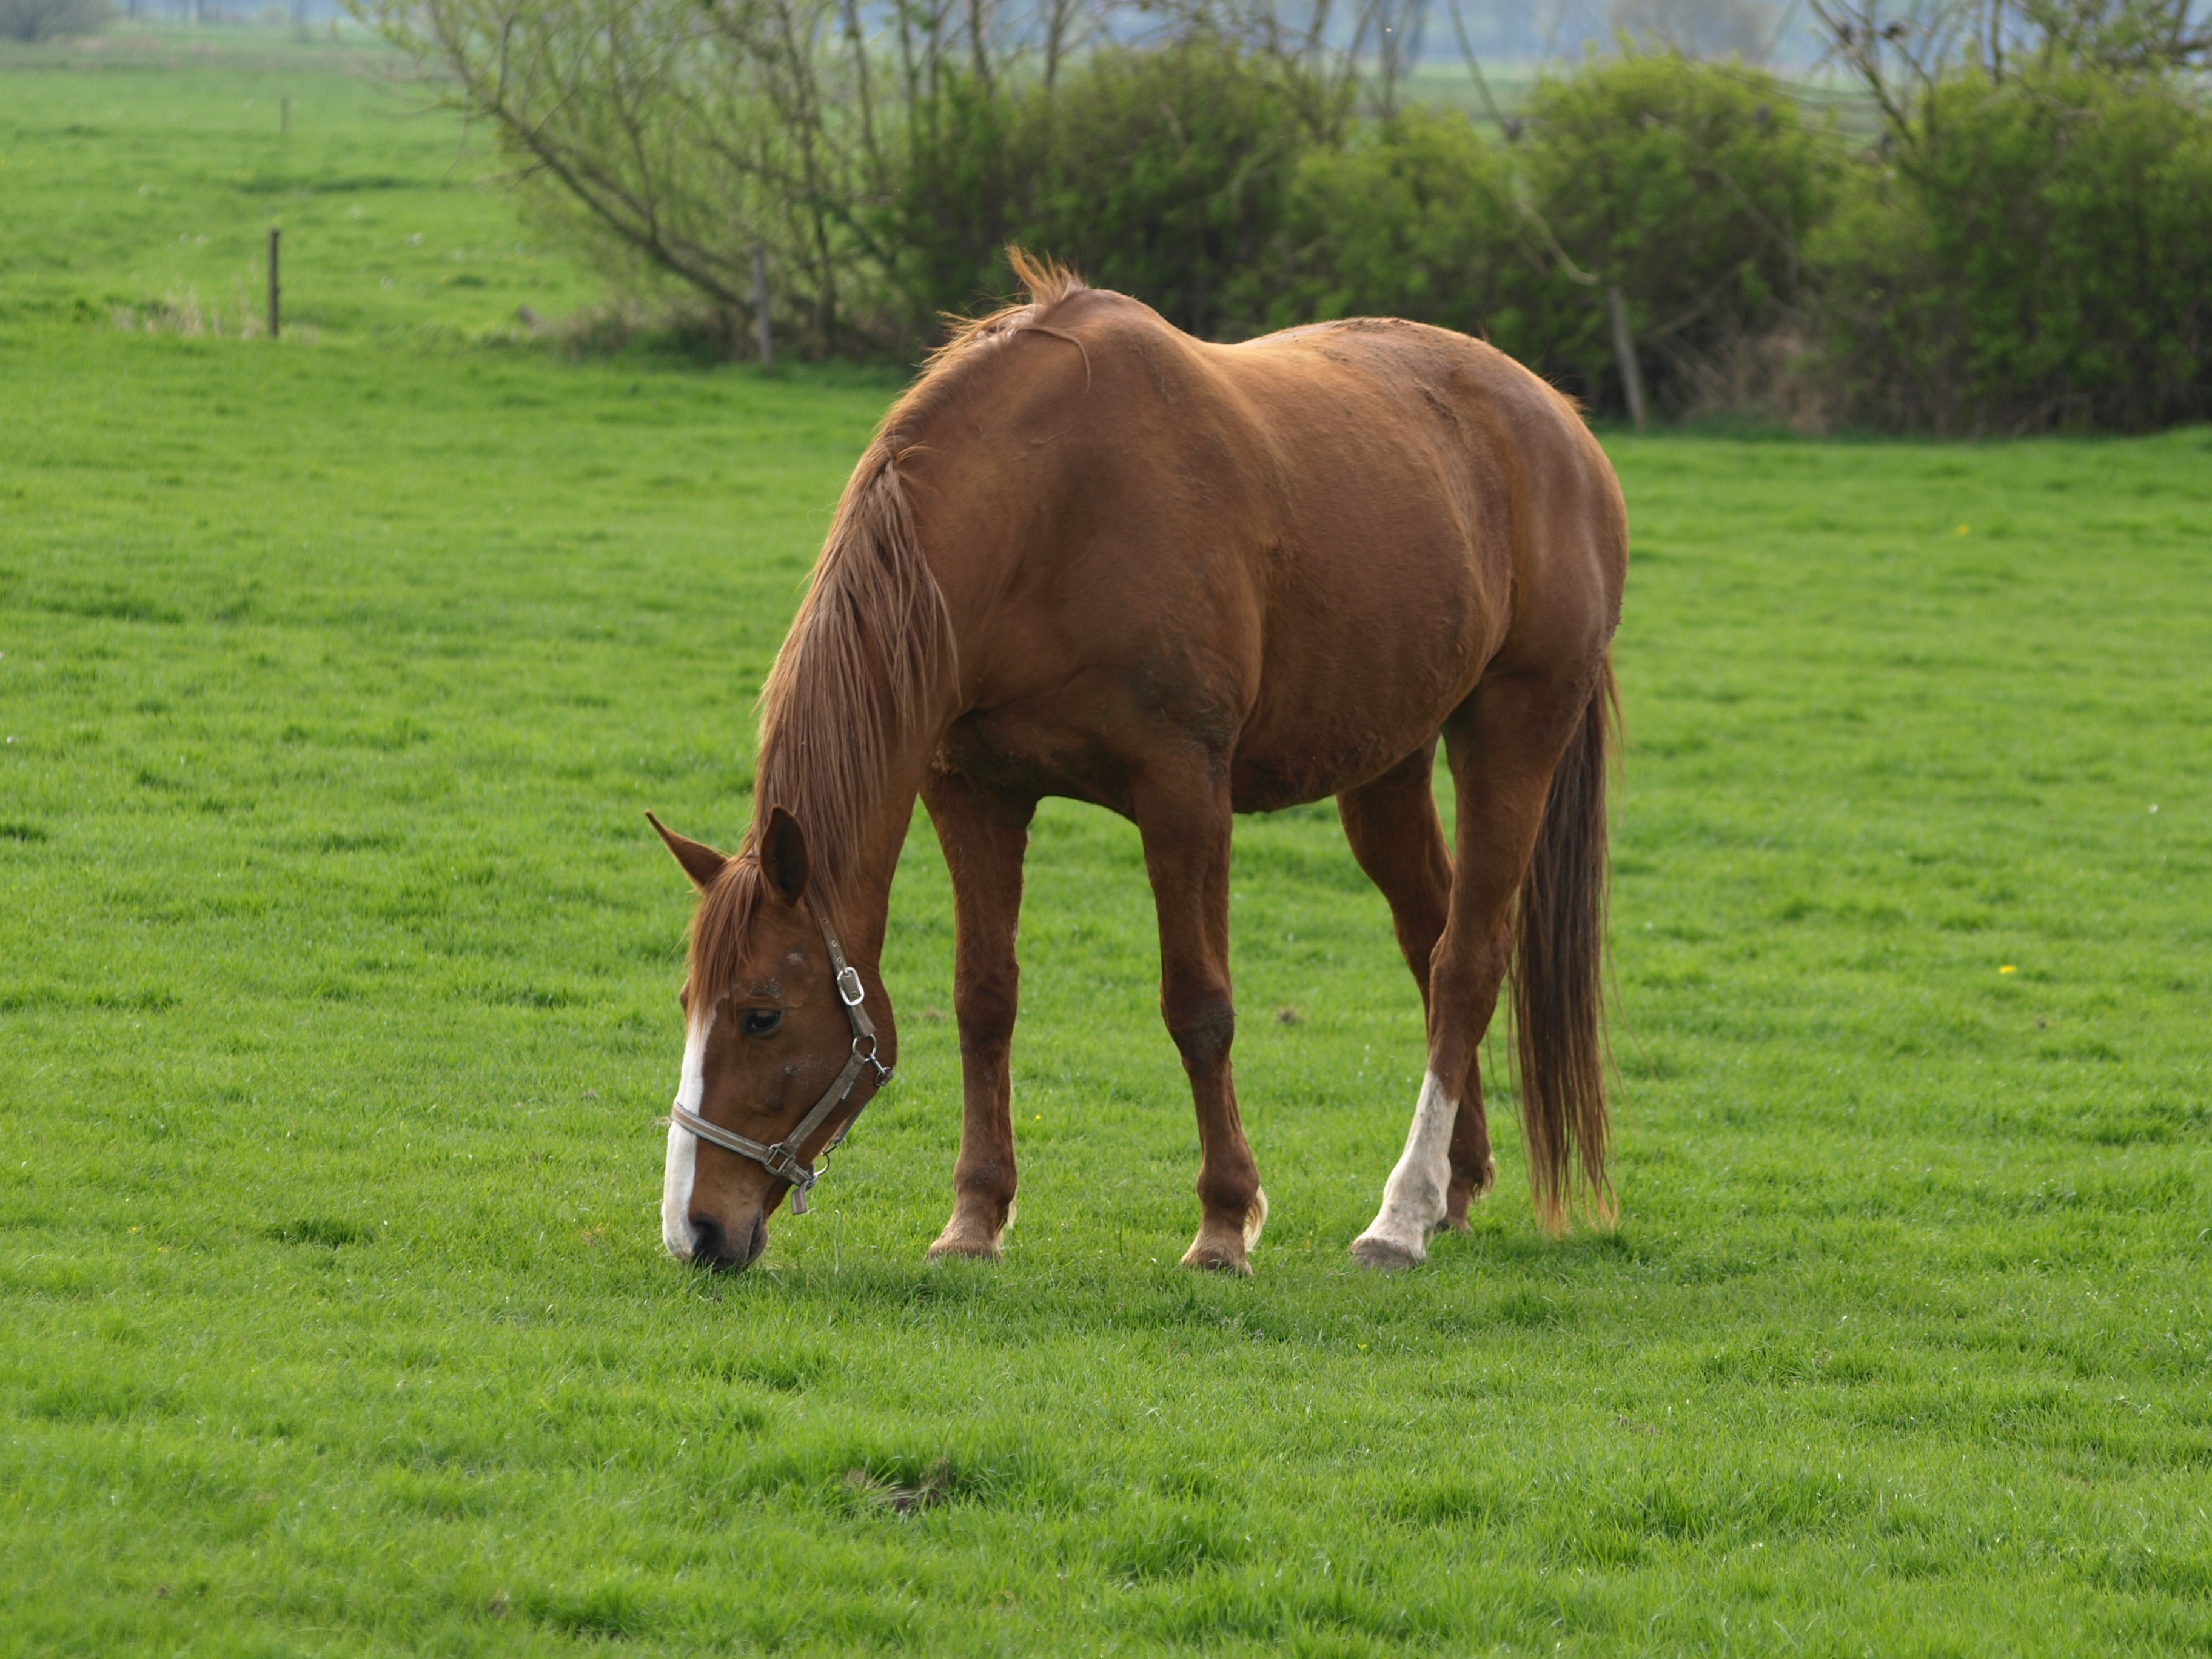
688,1214,728,1265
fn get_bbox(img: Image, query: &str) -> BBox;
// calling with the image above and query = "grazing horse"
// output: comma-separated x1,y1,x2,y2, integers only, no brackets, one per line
652,253,1626,1275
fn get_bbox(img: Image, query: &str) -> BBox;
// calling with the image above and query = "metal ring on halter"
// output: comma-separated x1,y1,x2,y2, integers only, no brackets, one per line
667,903,893,1216
852,1032,891,1087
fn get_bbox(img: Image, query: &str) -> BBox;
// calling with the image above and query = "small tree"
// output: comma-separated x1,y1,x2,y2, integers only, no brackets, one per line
355,0,924,357
1,0,112,40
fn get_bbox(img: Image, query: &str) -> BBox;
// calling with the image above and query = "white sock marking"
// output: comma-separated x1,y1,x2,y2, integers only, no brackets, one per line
1354,1070,1457,1263
661,1009,715,1259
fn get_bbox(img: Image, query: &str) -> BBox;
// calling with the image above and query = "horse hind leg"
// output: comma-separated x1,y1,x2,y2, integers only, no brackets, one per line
1337,746,1492,1260
920,768,1035,1263
1336,743,1451,1012
1351,673,1592,1269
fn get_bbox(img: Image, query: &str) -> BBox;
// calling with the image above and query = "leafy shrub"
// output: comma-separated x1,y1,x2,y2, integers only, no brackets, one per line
1018,42,1319,340
890,42,1321,340
0,0,110,39
1810,72,2212,432
887,70,1029,334
1270,107,1540,349
1518,50,1845,414
384,0,2208,433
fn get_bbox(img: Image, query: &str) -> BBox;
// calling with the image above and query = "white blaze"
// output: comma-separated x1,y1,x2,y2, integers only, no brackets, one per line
1353,1070,1457,1264
660,1009,715,1258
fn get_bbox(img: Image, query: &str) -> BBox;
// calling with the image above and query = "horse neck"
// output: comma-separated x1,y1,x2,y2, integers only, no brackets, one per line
752,703,947,975
753,431,963,968
818,758,931,973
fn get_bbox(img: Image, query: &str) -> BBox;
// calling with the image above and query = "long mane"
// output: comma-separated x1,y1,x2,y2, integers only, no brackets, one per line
687,252,1085,1000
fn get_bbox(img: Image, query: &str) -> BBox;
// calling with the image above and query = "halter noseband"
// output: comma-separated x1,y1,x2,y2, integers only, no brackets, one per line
668,907,893,1215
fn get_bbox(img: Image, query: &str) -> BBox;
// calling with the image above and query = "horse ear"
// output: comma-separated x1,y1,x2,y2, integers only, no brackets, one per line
646,811,728,891
758,805,811,907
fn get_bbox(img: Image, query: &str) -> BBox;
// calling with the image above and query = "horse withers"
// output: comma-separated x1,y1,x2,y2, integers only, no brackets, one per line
652,254,1626,1275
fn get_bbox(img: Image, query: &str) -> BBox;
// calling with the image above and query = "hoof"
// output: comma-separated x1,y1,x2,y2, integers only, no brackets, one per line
925,1240,1002,1264
1349,1233,1424,1272
925,1228,1002,1264
927,1199,1012,1264
1180,1235,1253,1276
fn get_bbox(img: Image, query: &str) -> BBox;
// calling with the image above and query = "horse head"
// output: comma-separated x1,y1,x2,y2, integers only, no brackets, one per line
648,807,891,1270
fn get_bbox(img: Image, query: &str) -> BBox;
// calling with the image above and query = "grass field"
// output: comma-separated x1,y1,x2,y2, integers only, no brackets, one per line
0,24,597,341
5,42,2212,1657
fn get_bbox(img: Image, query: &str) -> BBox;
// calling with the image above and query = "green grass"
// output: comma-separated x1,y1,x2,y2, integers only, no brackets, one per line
5,52,2212,1659
1,24,598,340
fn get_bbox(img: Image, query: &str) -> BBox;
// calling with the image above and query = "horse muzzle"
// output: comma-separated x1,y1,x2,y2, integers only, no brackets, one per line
686,1210,768,1271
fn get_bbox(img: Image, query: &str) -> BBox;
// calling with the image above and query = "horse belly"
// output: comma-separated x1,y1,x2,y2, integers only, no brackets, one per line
1227,687,1456,813
1229,545,1496,813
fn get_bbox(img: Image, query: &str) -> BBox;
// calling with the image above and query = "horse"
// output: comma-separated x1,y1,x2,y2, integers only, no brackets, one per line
650,252,1626,1275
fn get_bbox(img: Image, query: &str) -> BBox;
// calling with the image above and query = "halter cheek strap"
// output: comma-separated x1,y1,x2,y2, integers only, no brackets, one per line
668,908,893,1215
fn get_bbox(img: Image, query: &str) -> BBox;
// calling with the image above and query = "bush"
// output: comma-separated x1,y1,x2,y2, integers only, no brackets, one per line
1518,51,1845,415
888,52,1849,420
1810,72,2212,432
1270,107,1540,350
0,0,111,39
380,0,2209,432
890,42,1321,340
885,71,1029,336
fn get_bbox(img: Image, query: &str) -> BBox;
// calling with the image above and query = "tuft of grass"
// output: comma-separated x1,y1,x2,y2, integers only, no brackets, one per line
264,1218,372,1248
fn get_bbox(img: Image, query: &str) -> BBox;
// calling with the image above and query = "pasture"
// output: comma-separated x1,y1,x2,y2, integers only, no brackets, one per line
4,42,2211,1657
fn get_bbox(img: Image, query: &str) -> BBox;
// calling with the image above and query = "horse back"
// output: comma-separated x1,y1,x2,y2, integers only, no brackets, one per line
913,293,1627,813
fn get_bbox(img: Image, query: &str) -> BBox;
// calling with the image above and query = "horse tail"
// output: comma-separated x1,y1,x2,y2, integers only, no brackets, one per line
1511,659,1618,1235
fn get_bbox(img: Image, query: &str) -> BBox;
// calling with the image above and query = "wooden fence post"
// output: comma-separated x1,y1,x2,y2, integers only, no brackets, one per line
267,227,281,340
751,246,774,374
1605,284,1648,435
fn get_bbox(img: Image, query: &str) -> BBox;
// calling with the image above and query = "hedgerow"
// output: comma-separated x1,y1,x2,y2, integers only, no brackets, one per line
367,0,2212,431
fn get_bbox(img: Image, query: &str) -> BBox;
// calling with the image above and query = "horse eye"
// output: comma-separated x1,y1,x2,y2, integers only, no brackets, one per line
741,1008,783,1037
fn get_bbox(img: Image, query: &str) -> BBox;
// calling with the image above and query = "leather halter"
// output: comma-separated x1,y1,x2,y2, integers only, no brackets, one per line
668,907,893,1215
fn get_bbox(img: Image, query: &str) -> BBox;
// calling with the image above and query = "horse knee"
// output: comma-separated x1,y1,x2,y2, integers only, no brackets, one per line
1162,985,1235,1073
954,968,1019,1052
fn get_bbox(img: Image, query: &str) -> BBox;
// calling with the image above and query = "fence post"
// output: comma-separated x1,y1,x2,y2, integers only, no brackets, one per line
751,246,774,374
267,227,281,340
1605,284,1647,435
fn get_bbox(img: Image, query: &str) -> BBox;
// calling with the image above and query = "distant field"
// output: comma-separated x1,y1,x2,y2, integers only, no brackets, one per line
0,25,598,340
4,52,2212,1659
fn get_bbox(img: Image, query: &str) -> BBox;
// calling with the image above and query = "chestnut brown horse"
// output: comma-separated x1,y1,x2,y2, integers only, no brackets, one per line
651,253,1626,1275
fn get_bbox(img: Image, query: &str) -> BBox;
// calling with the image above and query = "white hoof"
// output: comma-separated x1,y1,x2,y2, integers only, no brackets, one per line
1349,1230,1424,1272
1355,1070,1456,1269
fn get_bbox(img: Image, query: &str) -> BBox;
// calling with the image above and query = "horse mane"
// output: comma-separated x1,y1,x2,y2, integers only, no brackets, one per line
923,248,1086,372
687,251,1085,1000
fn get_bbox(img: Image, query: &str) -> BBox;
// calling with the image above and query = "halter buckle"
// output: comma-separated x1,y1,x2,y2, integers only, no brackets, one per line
761,1141,819,1210
835,964,865,1007
852,1033,893,1088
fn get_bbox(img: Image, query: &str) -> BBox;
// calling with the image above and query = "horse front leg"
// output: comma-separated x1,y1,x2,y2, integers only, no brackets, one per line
1134,768,1267,1275
921,768,1036,1262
